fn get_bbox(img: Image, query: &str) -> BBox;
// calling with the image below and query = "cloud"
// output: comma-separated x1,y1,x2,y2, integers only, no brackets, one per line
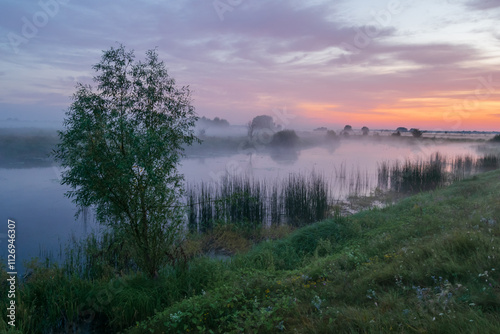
333,40,481,68
465,0,500,10
0,0,499,130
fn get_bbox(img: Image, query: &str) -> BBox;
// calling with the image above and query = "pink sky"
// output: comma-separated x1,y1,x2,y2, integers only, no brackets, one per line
1,0,499,131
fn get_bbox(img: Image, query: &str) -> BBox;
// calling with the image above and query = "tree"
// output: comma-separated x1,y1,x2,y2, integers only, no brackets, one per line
342,125,353,137
361,126,370,136
410,128,423,138
270,129,299,147
54,45,199,277
248,115,276,139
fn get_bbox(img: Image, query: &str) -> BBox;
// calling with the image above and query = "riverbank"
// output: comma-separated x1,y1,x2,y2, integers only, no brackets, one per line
2,169,499,333
128,169,500,333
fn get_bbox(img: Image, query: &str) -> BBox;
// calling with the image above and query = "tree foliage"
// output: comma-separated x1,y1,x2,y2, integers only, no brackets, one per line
270,129,299,147
411,128,423,138
54,45,198,277
248,115,276,139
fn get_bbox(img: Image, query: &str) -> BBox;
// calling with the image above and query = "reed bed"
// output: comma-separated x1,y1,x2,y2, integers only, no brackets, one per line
186,172,329,231
378,152,500,193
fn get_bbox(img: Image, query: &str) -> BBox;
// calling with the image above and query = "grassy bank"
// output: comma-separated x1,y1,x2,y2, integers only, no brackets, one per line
1,171,500,333
131,170,500,333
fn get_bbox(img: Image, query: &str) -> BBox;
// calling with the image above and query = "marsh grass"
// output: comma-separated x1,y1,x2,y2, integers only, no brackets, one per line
130,169,500,334
187,172,329,231
2,170,500,333
61,230,137,280
378,152,500,194
490,134,500,142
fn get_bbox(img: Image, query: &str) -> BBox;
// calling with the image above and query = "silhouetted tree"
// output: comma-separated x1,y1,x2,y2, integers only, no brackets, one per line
325,130,337,141
410,128,423,138
248,115,276,139
270,129,299,147
362,126,370,135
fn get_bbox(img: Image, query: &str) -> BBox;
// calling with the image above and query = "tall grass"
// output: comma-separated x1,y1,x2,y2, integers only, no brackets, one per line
390,153,445,193
283,173,329,227
378,152,500,193
187,172,329,231
61,230,137,280
450,154,474,181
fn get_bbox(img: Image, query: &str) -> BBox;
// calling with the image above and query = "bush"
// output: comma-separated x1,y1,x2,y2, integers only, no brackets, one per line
270,130,299,147
490,134,500,142
411,128,423,138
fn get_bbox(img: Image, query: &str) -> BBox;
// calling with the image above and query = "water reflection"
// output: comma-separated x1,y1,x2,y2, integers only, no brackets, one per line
269,147,300,165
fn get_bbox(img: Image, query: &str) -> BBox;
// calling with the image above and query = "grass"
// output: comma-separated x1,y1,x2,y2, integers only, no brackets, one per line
187,172,330,232
378,152,500,194
1,141,500,333
125,169,500,333
4,169,498,332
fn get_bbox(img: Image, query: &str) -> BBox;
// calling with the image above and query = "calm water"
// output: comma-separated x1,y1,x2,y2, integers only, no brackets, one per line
0,139,484,274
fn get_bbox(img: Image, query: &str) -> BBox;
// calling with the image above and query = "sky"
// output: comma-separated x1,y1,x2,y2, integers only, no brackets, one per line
1,0,500,131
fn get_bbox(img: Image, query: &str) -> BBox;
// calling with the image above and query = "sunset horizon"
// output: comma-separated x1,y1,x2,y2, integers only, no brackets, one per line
2,0,500,131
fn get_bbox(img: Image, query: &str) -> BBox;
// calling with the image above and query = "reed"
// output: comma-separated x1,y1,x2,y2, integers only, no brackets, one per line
377,161,390,190
475,154,499,172
450,154,474,181
186,172,329,231
384,153,446,193
283,172,329,227
61,230,136,280
378,152,500,194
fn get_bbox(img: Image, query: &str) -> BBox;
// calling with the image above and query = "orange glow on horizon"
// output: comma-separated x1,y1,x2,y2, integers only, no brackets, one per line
298,96,500,131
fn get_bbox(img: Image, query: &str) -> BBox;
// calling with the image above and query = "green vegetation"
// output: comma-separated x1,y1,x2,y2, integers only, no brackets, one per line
490,134,500,142
378,152,500,194
131,170,500,333
53,45,198,277
2,169,500,333
187,172,329,232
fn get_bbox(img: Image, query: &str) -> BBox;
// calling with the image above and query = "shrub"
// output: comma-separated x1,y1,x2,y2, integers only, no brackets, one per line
270,130,299,148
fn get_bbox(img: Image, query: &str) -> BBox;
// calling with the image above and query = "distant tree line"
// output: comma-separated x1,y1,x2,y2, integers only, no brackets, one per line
198,116,230,128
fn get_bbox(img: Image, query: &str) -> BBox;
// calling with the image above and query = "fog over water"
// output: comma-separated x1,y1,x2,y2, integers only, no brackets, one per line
0,127,498,275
